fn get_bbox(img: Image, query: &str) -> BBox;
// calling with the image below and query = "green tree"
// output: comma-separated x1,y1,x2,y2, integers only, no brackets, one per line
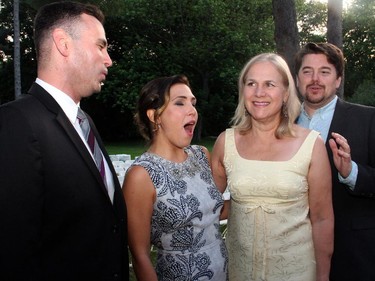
2,0,373,139
348,80,375,106
296,0,327,45
13,0,21,99
343,0,375,97
99,0,275,138
0,0,36,104
272,0,299,75
328,0,344,97
327,0,343,48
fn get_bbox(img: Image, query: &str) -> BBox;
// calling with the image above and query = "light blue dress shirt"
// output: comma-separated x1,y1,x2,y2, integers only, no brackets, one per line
297,96,358,189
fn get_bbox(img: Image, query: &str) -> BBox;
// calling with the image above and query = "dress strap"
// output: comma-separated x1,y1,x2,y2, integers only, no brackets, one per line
291,129,320,164
224,128,235,164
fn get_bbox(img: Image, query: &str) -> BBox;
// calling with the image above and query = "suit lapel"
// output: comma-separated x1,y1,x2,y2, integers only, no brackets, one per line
28,83,113,203
327,99,349,146
326,99,350,172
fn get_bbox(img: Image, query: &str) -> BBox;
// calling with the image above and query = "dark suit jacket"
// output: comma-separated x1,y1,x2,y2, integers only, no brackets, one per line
0,83,129,281
328,99,375,281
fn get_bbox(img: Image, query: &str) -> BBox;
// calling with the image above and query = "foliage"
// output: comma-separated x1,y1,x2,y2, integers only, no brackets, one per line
296,0,327,45
295,0,375,102
0,1,36,103
1,0,375,139
348,80,375,106
343,0,375,97
97,0,275,138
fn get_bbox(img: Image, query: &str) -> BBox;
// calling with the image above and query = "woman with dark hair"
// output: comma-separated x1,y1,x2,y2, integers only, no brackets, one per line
123,75,228,280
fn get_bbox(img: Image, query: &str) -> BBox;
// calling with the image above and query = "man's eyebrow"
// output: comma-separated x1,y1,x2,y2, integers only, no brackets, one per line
301,66,332,70
320,66,332,70
97,38,108,47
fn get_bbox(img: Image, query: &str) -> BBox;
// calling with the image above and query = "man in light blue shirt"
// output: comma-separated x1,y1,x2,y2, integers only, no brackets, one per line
295,42,375,281
298,95,358,189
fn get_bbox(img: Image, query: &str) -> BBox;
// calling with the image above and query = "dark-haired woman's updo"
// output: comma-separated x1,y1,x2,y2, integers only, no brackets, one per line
134,75,190,143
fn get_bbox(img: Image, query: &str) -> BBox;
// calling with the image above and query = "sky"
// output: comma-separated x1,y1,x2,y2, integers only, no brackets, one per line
317,0,354,9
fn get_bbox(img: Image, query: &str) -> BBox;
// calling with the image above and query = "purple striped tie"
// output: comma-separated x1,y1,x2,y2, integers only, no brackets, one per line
77,108,106,185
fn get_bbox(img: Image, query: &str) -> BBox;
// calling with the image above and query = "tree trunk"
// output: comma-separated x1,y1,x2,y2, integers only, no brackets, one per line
13,0,22,99
327,0,344,98
194,74,210,143
272,0,299,77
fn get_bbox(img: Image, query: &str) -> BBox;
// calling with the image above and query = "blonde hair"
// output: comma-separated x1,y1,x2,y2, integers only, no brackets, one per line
231,53,301,138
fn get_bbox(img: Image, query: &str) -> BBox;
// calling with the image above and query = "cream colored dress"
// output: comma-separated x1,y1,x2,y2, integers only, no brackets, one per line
224,128,318,281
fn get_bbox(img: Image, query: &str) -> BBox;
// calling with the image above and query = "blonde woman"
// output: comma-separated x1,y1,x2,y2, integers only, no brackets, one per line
211,53,334,281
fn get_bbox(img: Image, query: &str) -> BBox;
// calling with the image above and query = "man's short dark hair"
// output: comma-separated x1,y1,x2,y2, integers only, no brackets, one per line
295,42,345,78
33,1,104,60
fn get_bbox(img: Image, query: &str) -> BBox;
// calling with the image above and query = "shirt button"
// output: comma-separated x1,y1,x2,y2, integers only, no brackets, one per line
113,224,119,233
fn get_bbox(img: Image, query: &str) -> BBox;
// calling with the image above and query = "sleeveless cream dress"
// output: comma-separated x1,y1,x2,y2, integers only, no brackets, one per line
224,128,318,281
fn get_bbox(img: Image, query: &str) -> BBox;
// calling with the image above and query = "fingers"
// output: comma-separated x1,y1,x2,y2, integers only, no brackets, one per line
330,132,353,178
331,132,351,159
328,138,338,153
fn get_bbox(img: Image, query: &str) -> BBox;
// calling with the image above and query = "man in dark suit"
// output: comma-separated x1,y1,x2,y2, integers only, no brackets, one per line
0,2,129,280
295,42,375,281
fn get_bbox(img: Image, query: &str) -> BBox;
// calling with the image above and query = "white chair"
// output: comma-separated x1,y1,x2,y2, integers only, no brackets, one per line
112,160,126,169
117,176,125,186
114,167,126,177
117,154,131,162
109,155,119,161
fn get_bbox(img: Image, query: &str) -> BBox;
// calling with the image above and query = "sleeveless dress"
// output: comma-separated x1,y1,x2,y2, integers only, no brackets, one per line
131,145,228,280
223,128,319,281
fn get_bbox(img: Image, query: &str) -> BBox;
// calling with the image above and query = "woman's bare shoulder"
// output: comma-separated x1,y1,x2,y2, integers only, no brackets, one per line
293,124,312,139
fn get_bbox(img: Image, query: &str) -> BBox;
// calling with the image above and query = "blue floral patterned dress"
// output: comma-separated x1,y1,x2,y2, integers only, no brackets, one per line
131,145,228,280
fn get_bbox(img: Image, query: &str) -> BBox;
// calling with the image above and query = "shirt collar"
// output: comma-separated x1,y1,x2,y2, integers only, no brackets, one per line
35,78,80,124
301,95,338,120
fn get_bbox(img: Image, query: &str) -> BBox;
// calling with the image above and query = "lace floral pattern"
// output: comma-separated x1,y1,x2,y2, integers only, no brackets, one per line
132,145,228,280
224,128,319,281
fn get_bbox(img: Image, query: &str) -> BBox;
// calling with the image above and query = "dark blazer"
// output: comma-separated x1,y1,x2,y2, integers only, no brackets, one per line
328,98,375,281
0,83,129,281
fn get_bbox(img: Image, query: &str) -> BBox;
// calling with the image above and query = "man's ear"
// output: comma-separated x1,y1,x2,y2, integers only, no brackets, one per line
52,28,70,57
335,76,342,89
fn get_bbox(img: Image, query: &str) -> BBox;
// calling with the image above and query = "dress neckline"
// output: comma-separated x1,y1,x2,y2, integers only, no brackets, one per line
230,129,317,163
